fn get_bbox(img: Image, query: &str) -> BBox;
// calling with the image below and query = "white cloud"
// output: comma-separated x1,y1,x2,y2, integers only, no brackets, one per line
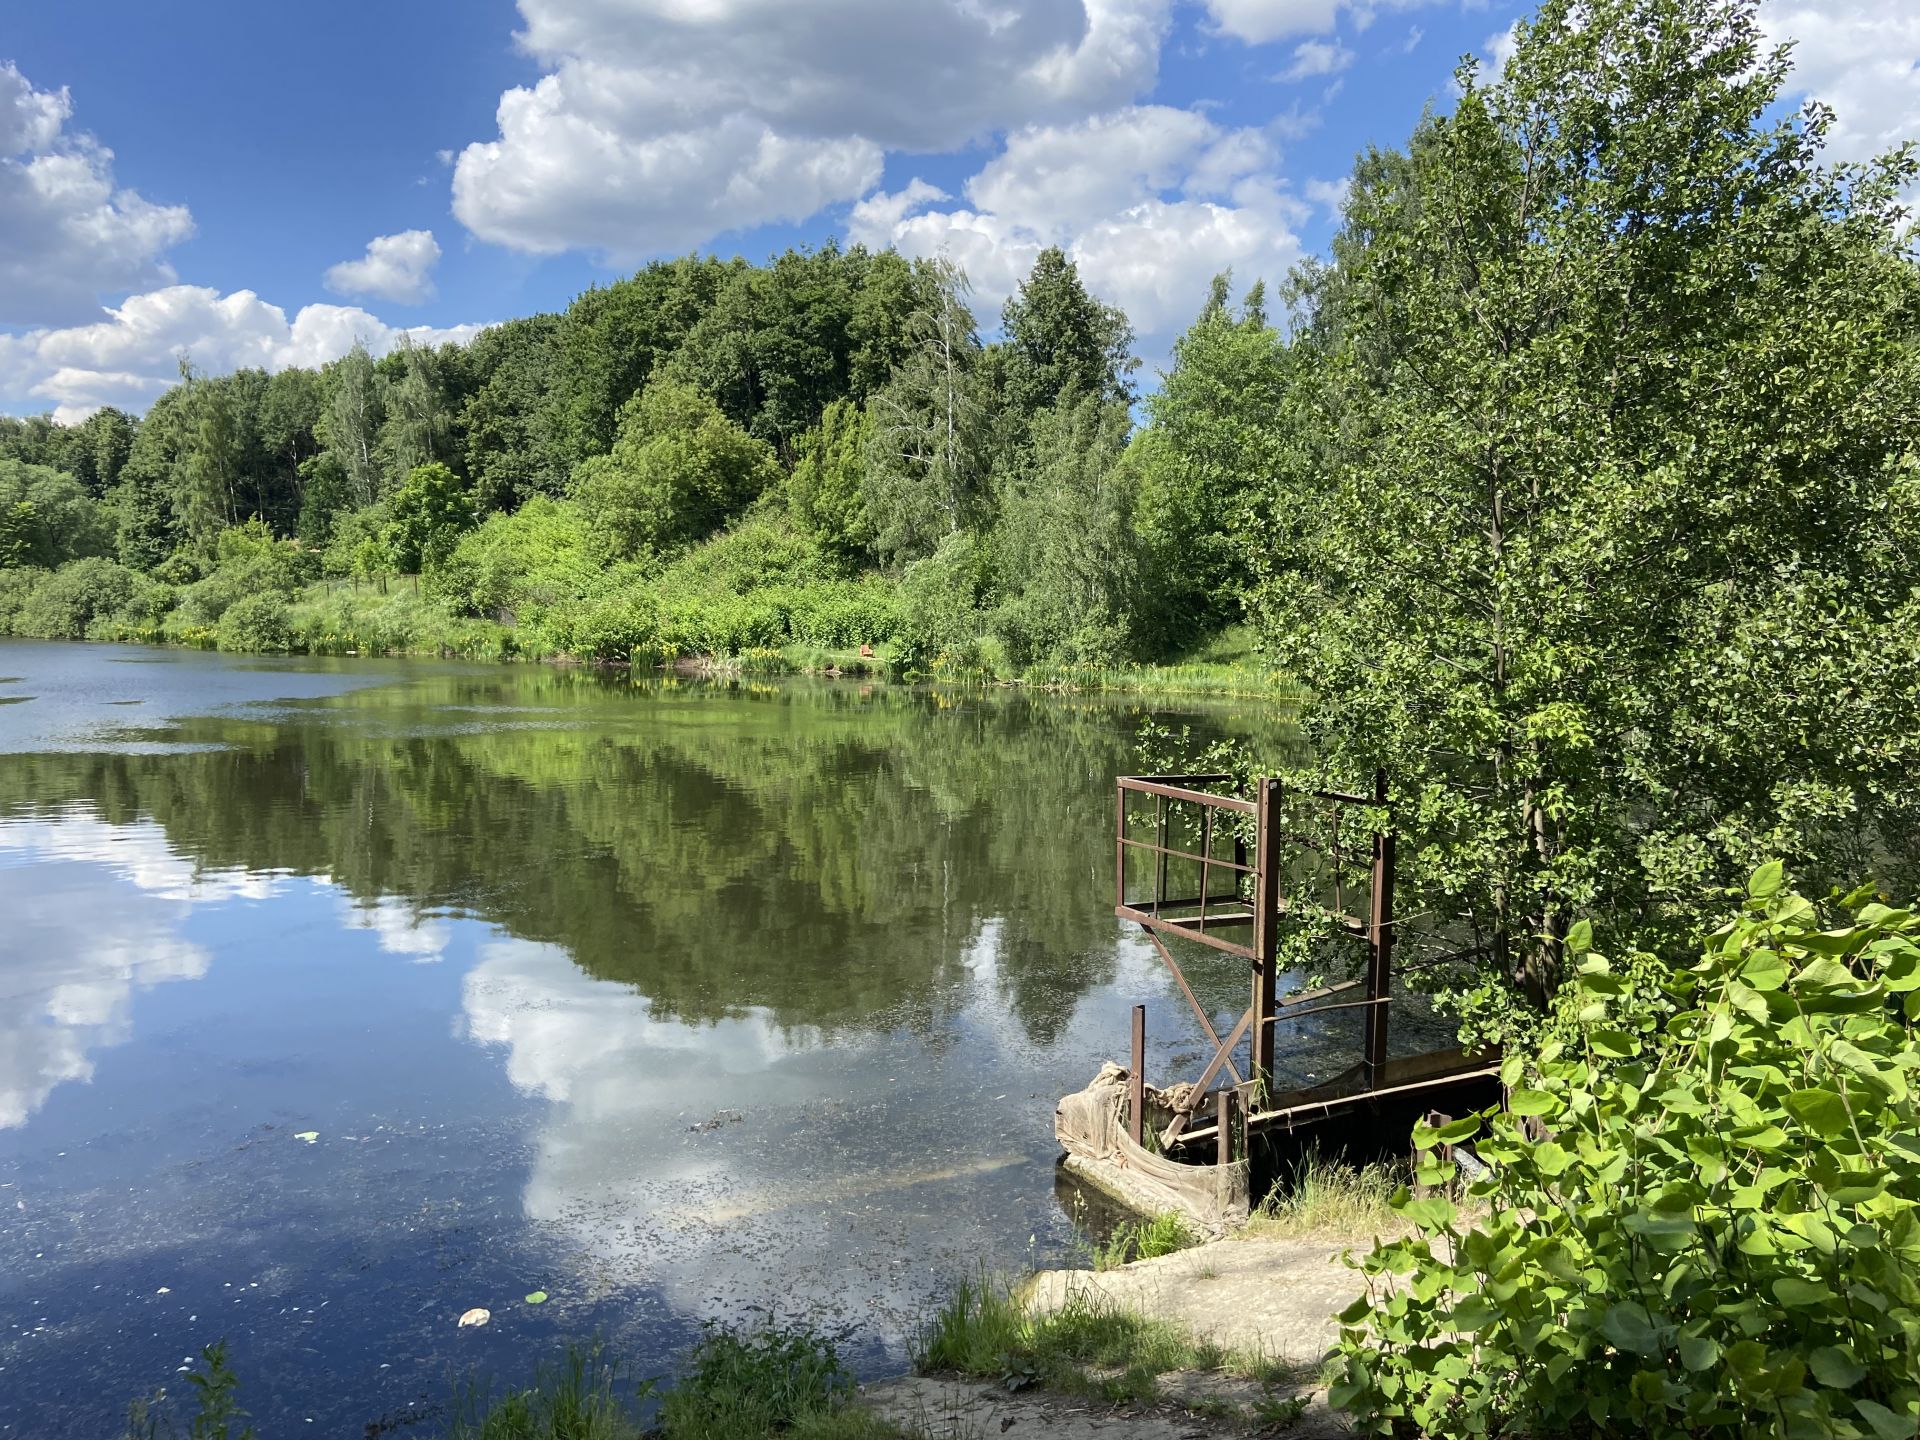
1482,21,1521,79
1,285,486,422
849,104,1303,351
324,229,442,305
1303,173,1351,219
1278,37,1354,79
1198,0,1437,45
451,0,1173,258
0,61,195,327
1760,0,1920,168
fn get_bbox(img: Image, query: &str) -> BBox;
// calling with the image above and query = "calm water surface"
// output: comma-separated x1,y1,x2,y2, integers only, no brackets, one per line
0,639,1323,1437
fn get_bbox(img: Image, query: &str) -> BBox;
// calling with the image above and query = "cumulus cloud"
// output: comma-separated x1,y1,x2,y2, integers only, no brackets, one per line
0,285,486,422
451,0,1173,258
323,229,442,305
1198,0,1437,45
0,61,195,327
1760,0,1920,168
1278,37,1354,79
1303,173,1351,219
850,104,1304,351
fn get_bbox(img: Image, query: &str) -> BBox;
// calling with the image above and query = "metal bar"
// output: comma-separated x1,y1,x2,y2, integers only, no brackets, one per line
1160,1005,1255,1147
1138,926,1246,1086
1116,777,1257,812
1178,1064,1505,1145
1115,777,1127,911
1198,807,1211,935
1130,1004,1146,1148
1117,837,1253,874
1216,1088,1231,1170
1249,777,1282,1092
1132,893,1254,913
1119,907,1258,960
1277,977,1364,1007
1311,787,1374,806
1363,768,1395,1091
1155,795,1169,913
1264,995,1388,1027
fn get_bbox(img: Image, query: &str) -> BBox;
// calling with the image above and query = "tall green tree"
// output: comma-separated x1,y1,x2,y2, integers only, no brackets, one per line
863,258,991,564
385,461,476,573
175,361,240,553
320,343,386,508
571,379,779,559
999,247,1137,418
1247,0,1920,1017
788,398,875,565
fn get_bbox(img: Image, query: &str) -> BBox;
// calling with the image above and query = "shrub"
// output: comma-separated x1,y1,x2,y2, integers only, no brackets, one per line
0,565,46,634
1331,866,1920,1439
431,497,598,619
217,593,297,653
14,557,143,638
657,1322,854,1440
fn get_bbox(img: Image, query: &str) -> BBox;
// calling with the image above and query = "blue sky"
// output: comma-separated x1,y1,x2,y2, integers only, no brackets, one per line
0,0,1911,420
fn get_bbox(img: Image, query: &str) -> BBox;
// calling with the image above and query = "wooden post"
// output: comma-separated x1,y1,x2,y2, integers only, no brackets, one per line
1248,778,1282,1093
1215,1088,1232,1171
1129,1004,1146,1148
1364,768,1395,1091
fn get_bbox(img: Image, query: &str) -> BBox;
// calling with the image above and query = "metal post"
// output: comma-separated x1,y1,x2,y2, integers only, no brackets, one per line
1364,768,1395,1091
1129,1004,1146,1148
1215,1088,1232,1171
1114,782,1127,911
1248,779,1282,1093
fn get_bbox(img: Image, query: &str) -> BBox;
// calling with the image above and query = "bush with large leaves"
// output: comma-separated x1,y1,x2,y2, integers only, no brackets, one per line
1332,866,1920,1438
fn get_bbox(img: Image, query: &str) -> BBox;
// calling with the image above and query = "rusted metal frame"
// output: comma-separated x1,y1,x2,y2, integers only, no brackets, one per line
1160,1004,1256,1149
1137,925,1247,1088
1216,1088,1232,1170
1153,911,1257,935
1118,906,1258,961
1263,994,1389,1027
1129,1004,1146,1148
1114,779,1128,918
1179,1063,1505,1145
1117,776,1255,811
1249,777,1282,1095
1277,977,1364,1007
1155,794,1169,913
1137,894,1255,915
1198,806,1212,936
1363,767,1395,1091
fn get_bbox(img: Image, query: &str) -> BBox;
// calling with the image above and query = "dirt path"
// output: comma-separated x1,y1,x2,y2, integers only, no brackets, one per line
865,1235,1365,1437
1023,1236,1363,1368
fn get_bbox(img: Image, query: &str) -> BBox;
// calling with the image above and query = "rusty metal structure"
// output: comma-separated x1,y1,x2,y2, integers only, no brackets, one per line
1111,771,1498,1166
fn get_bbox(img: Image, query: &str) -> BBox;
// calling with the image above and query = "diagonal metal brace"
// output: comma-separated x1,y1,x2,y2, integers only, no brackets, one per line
1159,1004,1254,1149
1139,925,1245,1090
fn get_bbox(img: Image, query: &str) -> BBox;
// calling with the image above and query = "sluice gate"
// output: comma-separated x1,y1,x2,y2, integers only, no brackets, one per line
1056,773,1501,1231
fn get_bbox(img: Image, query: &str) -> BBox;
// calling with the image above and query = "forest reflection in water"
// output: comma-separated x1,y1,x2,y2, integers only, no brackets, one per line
0,643,1304,1437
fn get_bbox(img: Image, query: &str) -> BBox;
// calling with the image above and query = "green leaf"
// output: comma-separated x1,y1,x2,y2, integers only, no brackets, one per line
1588,1028,1636,1058
1507,1087,1559,1117
524,1290,548,1305
1739,948,1788,991
1600,1301,1658,1354
1749,861,1786,898
1771,1277,1835,1308
1784,1088,1849,1138
1678,1334,1720,1371
1807,1345,1864,1388
1855,1400,1919,1440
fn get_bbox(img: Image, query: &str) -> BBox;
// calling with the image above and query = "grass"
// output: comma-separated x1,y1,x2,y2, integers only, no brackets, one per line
448,1345,648,1440
916,1274,1302,1410
1091,1211,1200,1271
1239,1151,1407,1242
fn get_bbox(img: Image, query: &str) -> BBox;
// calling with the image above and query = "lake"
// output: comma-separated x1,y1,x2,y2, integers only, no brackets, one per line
0,639,1328,1436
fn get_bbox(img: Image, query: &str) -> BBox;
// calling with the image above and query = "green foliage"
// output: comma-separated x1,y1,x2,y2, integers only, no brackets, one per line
217,593,296,653
998,246,1137,417
789,398,875,563
1093,1212,1198,1271
384,461,476,572
448,1345,649,1440
571,379,779,559
1245,0,1920,1014
171,522,314,627
432,496,601,621
12,557,145,639
657,1322,854,1440
0,459,114,567
1333,869,1920,1439
1137,277,1287,633
892,531,995,676
991,391,1141,668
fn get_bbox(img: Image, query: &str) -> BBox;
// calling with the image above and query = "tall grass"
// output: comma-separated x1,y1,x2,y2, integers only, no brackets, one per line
448,1345,647,1440
1240,1150,1406,1240
916,1274,1296,1405
1092,1211,1198,1271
